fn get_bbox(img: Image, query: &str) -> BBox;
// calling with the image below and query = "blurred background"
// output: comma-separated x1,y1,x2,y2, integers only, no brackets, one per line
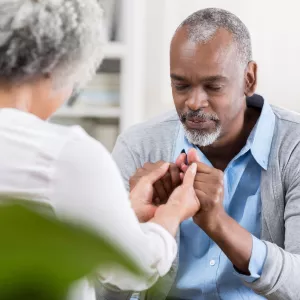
51,0,300,152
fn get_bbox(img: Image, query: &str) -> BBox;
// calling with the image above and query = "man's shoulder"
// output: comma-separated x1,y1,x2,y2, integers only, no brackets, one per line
271,105,300,143
272,105,300,126
270,105,300,168
120,110,180,148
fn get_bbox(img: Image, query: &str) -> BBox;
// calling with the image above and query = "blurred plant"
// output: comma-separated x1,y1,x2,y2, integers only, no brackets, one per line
0,200,141,300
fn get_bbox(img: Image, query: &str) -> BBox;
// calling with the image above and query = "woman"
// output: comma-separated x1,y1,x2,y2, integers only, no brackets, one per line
0,0,200,299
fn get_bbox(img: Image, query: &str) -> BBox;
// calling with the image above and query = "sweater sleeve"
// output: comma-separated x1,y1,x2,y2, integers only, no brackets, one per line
242,159,300,299
111,134,141,192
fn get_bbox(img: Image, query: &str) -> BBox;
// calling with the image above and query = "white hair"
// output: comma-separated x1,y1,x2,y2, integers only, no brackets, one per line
0,0,105,88
179,110,222,147
177,8,252,67
183,124,222,147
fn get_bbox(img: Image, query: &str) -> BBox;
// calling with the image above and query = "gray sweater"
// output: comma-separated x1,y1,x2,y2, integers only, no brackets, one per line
97,103,300,300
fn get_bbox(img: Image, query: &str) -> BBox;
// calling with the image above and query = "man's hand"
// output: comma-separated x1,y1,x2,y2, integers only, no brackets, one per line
130,162,170,222
129,156,187,204
182,148,253,274
151,163,200,236
187,149,226,231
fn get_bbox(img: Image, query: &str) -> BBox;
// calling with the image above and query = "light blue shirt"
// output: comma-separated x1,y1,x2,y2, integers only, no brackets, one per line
168,100,275,300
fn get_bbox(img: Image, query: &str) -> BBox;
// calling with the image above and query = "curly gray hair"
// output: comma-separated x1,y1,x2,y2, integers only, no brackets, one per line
0,0,105,88
176,8,252,67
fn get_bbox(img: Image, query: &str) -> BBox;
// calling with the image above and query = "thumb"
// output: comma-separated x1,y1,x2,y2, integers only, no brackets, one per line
144,162,170,184
183,163,197,186
188,148,200,163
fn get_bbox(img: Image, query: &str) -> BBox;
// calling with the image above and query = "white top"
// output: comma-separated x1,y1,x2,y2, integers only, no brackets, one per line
0,108,177,300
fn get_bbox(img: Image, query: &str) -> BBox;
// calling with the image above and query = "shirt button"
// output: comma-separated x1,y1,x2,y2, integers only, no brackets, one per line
210,260,216,266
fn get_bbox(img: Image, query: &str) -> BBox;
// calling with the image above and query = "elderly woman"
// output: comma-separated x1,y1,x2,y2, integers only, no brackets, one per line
0,0,200,299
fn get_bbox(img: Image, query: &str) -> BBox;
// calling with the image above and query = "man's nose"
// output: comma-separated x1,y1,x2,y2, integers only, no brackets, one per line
186,87,209,111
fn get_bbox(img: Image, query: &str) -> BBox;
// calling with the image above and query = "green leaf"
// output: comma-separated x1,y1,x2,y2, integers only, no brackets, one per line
0,202,142,299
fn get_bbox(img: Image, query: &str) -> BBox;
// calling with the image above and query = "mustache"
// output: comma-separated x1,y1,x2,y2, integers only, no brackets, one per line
179,110,220,122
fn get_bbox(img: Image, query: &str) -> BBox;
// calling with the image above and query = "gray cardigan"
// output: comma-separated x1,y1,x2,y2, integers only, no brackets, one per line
96,103,300,300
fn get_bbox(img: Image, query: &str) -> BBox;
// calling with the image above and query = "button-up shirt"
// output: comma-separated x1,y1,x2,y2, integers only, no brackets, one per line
169,99,275,299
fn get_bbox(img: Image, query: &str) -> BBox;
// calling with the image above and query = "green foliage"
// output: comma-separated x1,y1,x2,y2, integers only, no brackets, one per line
0,201,142,300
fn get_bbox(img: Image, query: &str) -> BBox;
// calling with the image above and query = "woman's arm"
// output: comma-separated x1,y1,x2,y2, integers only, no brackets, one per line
49,129,196,292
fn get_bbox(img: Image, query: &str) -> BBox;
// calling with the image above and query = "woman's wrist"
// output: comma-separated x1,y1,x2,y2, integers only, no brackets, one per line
150,204,181,237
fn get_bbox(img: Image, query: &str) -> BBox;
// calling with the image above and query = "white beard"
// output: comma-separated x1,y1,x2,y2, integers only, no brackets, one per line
183,124,222,147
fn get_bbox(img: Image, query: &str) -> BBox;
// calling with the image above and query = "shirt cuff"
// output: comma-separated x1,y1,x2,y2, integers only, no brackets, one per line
234,235,267,283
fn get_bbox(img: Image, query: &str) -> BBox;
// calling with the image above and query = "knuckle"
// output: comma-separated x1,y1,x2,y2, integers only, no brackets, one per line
136,167,144,174
140,176,150,186
216,171,224,185
212,187,223,200
129,176,137,184
143,162,152,168
216,169,224,178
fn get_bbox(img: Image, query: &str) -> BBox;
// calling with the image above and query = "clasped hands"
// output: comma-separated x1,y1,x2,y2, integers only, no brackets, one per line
130,148,225,231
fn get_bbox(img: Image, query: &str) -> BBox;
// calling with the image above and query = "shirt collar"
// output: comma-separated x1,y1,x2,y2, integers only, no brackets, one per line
247,95,275,170
174,95,275,170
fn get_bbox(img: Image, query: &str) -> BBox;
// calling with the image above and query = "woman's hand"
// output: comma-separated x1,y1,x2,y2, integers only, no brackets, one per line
130,162,170,222
151,163,200,236
168,162,200,222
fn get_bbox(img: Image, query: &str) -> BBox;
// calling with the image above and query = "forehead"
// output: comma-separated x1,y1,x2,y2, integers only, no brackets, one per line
170,27,240,78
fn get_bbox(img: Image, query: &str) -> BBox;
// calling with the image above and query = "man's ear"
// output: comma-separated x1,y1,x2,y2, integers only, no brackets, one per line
244,61,257,97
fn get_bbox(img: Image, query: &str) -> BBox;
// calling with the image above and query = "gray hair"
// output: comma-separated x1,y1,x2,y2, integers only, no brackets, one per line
176,8,252,66
0,0,105,88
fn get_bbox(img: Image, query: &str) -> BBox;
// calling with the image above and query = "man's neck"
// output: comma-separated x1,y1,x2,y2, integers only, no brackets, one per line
200,106,261,171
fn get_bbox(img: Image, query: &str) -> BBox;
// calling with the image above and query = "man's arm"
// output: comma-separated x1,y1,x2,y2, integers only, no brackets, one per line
184,149,255,274
186,148,300,299
243,164,300,299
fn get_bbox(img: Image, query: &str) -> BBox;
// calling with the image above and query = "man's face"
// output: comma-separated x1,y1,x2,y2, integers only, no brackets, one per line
170,27,248,147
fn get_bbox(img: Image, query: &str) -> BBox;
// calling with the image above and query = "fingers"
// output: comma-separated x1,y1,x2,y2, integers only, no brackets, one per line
182,163,197,185
160,171,173,200
187,148,200,163
194,172,224,185
194,182,217,196
194,161,212,174
143,162,170,184
175,153,187,170
153,181,168,204
181,164,188,173
169,163,182,188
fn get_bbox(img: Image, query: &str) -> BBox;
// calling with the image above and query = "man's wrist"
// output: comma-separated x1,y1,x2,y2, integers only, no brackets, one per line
195,210,253,273
194,209,229,234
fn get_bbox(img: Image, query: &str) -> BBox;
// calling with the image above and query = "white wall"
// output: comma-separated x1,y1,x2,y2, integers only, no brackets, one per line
143,0,300,120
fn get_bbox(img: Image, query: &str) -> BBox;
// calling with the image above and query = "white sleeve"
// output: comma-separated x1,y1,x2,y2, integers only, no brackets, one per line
49,130,177,291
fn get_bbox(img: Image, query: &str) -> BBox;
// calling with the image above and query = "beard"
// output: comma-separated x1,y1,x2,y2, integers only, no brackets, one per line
179,110,222,147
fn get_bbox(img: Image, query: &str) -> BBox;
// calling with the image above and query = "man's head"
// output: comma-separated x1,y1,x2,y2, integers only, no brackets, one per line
170,8,257,147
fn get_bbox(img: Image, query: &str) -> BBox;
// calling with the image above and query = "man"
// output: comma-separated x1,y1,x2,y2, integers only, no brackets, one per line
98,8,300,300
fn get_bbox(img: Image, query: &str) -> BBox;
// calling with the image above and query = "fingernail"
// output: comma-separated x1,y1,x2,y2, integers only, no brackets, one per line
191,163,197,173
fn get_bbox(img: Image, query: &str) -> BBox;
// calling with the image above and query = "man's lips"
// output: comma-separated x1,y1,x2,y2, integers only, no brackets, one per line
187,117,207,123
185,118,216,129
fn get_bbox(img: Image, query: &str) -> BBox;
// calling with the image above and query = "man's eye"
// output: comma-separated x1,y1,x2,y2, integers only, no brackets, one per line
174,84,189,91
206,85,223,91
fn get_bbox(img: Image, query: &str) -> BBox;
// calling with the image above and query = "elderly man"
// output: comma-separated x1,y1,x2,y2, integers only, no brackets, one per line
104,8,300,300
